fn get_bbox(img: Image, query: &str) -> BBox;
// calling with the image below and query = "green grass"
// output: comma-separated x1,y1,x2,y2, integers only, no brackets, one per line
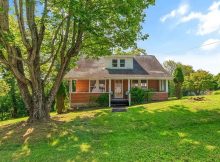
1,95,220,161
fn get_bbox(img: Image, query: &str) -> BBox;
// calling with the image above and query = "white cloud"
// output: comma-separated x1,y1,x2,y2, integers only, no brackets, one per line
201,39,220,50
160,3,189,22
179,1,220,35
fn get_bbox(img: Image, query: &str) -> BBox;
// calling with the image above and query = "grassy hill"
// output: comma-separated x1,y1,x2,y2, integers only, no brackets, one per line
1,94,220,161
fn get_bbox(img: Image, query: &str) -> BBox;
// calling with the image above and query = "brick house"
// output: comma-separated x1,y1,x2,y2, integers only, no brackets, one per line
64,55,172,107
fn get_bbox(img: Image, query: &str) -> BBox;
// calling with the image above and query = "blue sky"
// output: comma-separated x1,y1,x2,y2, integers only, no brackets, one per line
138,0,220,74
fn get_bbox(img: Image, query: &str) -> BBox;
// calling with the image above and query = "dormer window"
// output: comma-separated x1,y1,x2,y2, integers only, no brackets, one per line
120,59,125,67
112,59,117,67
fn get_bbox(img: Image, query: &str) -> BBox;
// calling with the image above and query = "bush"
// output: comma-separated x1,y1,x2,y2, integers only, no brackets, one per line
144,89,154,102
130,87,154,105
96,94,109,107
213,90,220,95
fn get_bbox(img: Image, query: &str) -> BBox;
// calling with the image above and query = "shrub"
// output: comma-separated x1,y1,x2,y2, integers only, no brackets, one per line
213,90,220,95
144,89,154,102
96,94,109,107
130,87,154,105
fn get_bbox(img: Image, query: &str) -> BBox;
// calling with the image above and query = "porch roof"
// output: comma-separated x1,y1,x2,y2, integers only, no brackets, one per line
64,55,172,80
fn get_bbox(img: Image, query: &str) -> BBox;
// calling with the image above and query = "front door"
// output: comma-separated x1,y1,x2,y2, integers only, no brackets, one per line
114,80,123,98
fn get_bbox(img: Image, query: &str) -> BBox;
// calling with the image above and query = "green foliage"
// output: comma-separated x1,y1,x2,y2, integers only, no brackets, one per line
173,67,184,84
163,60,194,76
212,90,220,95
183,70,216,95
0,79,9,97
56,82,67,114
0,66,26,120
130,87,153,105
1,94,220,161
173,67,184,99
114,47,147,55
57,82,67,97
214,73,220,89
96,94,109,107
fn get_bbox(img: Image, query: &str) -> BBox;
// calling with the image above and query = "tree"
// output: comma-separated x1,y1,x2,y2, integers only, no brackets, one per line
214,73,220,89
163,60,177,75
0,79,9,97
114,47,147,55
173,67,184,99
56,82,66,114
164,60,194,97
0,0,155,122
163,60,194,76
183,70,216,95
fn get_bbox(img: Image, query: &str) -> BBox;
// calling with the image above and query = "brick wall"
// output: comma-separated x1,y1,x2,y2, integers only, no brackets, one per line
71,93,108,104
148,80,159,91
151,92,168,101
76,80,89,92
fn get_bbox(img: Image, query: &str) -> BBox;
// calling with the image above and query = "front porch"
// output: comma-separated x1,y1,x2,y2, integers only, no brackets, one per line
69,79,169,107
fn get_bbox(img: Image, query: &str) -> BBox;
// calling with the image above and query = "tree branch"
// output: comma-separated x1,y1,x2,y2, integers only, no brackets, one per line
60,15,71,62
38,0,48,46
25,0,38,60
14,0,31,50
43,36,63,83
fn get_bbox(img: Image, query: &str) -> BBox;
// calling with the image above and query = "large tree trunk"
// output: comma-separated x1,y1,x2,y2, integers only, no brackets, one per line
56,96,65,114
0,0,83,123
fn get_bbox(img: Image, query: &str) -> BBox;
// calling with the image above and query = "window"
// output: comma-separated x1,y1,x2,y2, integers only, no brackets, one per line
90,80,96,92
72,80,76,92
99,80,106,92
160,80,166,92
141,80,148,89
90,80,106,92
120,59,125,67
132,80,139,87
112,59,117,67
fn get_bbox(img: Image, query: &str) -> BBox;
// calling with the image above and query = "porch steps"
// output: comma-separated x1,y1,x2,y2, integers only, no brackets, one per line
112,107,127,112
111,99,128,112
111,99,129,107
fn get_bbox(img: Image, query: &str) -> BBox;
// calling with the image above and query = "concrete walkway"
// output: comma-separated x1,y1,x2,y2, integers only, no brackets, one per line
112,107,127,112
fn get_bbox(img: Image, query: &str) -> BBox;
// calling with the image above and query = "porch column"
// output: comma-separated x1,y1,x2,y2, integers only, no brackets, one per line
166,80,169,93
159,80,161,92
128,79,131,106
69,80,72,108
109,79,111,107
69,80,72,93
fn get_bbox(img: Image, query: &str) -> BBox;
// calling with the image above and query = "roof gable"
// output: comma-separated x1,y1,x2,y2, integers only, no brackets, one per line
64,55,172,79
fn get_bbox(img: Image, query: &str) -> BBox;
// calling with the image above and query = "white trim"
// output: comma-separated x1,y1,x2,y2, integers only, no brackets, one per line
69,80,72,93
128,79,131,106
159,80,161,92
89,79,90,93
166,80,169,93
109,79,111,107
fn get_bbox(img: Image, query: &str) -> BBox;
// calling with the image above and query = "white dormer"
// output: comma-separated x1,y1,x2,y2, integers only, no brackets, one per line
105,55,134,69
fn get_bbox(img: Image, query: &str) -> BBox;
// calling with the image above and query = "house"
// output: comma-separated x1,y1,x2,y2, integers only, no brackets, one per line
64,55,172,107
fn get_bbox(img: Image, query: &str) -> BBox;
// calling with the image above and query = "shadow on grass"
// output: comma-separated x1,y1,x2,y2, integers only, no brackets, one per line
0,105,220,161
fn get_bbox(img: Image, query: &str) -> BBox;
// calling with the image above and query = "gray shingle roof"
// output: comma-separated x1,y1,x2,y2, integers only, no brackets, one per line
64,55,172,80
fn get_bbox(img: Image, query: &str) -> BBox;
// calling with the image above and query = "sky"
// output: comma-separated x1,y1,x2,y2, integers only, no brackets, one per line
138,0,220,74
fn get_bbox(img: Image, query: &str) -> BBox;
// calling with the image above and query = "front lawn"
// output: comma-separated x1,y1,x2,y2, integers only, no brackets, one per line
1,95,220,161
